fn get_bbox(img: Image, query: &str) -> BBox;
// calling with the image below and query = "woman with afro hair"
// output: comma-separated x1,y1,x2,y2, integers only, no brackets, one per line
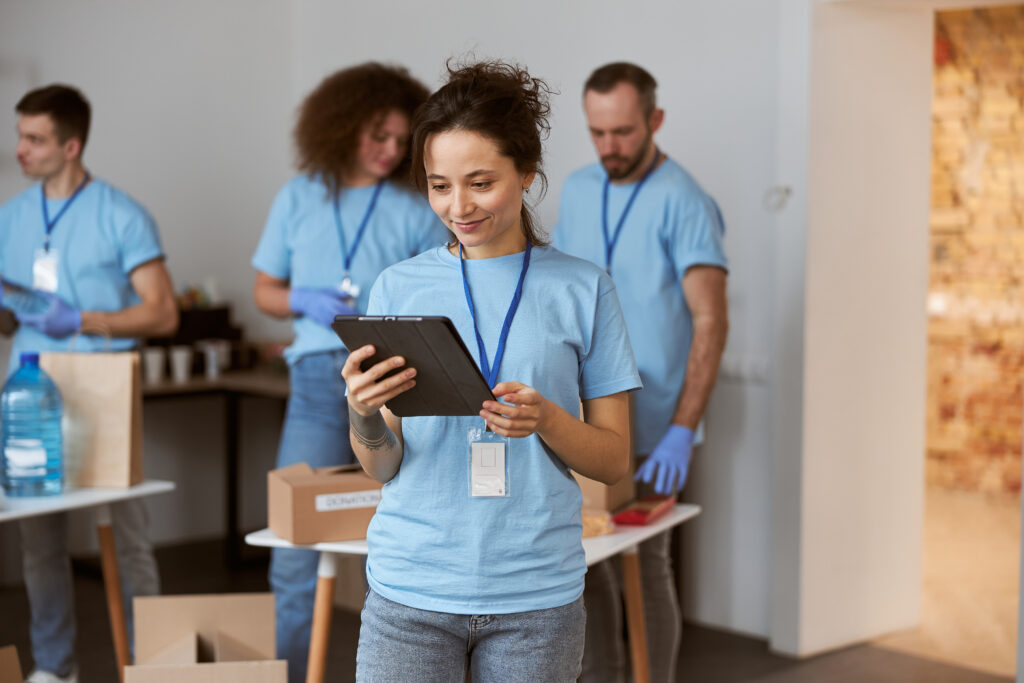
251,62,447,682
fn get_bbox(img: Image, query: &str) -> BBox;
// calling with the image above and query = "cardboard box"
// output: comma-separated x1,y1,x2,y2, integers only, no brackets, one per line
124,593,285,683
0,645,23,683
574,467,635,513
268,463,382,544
571,394,636,513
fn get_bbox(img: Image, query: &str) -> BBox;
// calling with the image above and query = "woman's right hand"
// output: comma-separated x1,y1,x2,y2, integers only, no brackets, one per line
342,344,417,416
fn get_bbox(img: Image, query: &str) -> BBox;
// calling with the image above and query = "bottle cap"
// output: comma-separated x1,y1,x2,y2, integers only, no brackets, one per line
19,352,40,366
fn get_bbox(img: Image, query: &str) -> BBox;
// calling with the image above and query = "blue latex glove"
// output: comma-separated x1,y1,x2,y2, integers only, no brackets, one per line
635,425,694,495
289,287,357,327
17,291,82,338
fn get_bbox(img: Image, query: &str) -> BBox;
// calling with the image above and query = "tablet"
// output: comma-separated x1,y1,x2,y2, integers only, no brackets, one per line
331,315,494,417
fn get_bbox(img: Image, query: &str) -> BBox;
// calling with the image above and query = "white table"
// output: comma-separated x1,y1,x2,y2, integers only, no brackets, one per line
247,504,700,683
0,480,175,682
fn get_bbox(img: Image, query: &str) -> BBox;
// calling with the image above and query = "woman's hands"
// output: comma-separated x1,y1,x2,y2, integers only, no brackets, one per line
481,382,553,438
481,383,630,484
342,344,417,416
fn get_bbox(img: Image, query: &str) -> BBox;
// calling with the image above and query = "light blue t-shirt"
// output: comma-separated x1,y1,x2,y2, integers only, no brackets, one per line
553,158,728,454
0,178,165,376
252,175,448,365
364,245,641,614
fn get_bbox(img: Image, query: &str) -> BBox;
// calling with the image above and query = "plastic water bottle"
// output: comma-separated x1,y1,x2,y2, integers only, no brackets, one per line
0,352,64,496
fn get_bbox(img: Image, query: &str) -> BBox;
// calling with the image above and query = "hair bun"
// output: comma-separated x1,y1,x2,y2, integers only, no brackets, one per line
411,59,556,246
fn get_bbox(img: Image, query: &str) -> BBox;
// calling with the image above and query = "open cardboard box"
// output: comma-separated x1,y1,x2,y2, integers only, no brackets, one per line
124,593,285,683
0,645,22,683
269,462,382,544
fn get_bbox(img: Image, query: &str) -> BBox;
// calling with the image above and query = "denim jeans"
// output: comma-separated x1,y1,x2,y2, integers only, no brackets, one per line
356,589,585,683
580,456,682,683
269,350,356,683
19,498,159,677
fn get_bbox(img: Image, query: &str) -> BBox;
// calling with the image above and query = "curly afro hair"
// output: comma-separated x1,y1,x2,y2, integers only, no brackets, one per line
294,62,429,196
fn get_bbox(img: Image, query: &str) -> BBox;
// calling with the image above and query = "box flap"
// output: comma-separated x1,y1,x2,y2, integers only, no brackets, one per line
134,594,275,665
213,630,268,663
272,462,372,486
0,645,23,683
316,464,363,475
145,633,198,666
268,462,314,482
124,661,286,683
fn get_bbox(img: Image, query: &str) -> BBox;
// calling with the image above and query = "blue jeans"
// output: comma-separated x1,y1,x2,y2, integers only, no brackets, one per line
357,589,585,682
269,350,355,683
20,498,159,676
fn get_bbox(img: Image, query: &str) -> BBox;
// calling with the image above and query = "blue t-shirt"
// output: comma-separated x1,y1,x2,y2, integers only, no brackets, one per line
553,158,728,454
251,175,448,365
364,245,641,614
0,178,165,376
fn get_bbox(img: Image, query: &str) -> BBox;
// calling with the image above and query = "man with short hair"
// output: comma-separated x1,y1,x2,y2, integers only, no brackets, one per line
553,62,729,683
0,84,178,683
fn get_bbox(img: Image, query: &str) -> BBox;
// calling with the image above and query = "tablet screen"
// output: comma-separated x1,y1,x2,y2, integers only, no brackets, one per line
332,316,494,417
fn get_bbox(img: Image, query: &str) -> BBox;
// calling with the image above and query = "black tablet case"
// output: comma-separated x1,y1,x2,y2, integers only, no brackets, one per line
331,316,494,417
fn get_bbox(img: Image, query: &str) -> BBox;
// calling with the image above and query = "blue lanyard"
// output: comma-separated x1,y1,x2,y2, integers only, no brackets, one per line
334,181,384,275
601,150,662,273
40,173,91,251
460,242,532,388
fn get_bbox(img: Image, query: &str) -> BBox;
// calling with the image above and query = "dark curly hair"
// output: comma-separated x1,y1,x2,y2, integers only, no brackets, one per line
294,62,429,197
410,60,553,246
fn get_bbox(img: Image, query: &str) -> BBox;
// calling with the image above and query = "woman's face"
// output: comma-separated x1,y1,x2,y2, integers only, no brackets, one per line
424,129,534,258
352,109,410,185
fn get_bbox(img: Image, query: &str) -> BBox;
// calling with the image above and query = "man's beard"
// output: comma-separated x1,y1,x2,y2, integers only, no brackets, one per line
600,132,653,181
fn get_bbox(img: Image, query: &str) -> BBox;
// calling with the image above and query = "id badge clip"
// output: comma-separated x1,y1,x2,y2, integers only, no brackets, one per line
33,248,59,293
338,274,361,305
468,422,510,498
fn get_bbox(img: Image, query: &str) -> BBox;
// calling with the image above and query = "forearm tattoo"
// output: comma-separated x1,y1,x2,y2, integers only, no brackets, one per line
349,405,398,451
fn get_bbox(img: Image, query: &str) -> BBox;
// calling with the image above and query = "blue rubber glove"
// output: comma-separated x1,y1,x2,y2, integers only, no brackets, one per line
289,287,357,327
17,291,82,338
635,425,695,495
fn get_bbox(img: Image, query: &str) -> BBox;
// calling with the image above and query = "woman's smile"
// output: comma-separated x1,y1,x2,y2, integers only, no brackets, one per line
424,129,534,259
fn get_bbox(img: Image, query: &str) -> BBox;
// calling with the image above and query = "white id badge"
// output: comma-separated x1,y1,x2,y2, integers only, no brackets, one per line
468,424,510,498
33,248,59,293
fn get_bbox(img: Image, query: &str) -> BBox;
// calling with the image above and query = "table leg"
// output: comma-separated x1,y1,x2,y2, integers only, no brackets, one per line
621,545,650,683
306,552,337,683
225,391,241,568
95,504,130,682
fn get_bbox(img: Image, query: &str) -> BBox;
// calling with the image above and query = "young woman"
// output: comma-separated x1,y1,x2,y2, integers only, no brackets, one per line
251,62,447,682
342,61,641,682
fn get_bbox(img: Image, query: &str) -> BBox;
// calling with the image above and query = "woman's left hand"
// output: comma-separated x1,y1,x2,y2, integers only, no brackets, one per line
481,382,551,438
